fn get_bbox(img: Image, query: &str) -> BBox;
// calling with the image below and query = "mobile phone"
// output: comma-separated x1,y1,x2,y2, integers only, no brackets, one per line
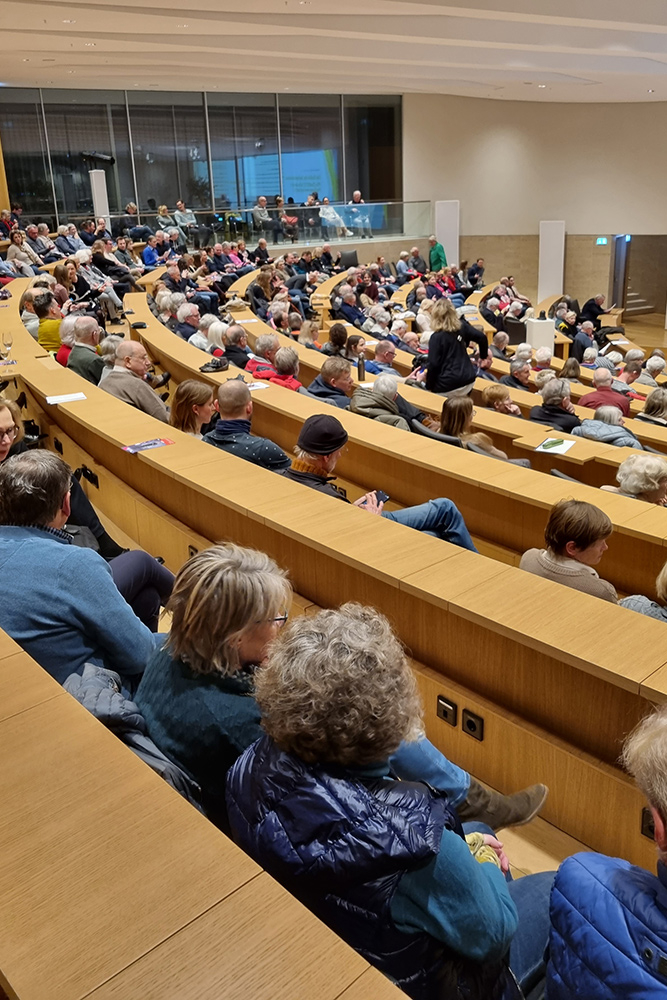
375,490,390,504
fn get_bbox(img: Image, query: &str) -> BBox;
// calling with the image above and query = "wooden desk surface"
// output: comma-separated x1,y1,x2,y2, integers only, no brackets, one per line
226,266,259,298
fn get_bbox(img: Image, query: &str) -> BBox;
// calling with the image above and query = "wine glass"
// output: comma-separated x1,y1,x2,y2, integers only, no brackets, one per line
2,331,12,360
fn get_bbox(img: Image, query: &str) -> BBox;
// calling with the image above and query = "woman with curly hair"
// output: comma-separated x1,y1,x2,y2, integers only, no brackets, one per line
227,604,554,1000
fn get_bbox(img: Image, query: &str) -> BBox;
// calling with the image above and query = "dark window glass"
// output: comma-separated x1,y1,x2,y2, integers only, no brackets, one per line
277,94,342,204
0,88,55,226
41,89,132,223
127,92,211,215
343,95,402,202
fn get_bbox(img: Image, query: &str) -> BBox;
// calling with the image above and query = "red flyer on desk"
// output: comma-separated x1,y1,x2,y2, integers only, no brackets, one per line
123,437,175,454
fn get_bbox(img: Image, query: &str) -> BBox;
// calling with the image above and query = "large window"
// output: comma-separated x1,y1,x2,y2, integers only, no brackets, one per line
0,88,55,225
0,89,402,227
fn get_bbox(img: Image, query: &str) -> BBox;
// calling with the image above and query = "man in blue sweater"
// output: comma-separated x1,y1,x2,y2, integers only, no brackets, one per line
0,452,158,687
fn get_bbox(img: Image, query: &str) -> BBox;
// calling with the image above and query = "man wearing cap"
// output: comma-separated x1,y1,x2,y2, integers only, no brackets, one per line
283,414,478,550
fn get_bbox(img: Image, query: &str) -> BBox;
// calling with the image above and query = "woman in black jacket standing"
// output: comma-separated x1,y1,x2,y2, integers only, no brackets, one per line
425,298,489,396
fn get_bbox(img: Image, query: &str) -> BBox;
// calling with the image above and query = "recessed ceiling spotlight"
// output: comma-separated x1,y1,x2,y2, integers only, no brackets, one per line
68,70,75,74
22,58,30,62
62,18,76,22
177,23,189,27
85,42,96,46
538,84,547,89
648,89,655,93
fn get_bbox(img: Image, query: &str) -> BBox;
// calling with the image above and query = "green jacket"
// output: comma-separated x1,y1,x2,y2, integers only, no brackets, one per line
350,386,410,431
429,241,447,271
67,344,105,385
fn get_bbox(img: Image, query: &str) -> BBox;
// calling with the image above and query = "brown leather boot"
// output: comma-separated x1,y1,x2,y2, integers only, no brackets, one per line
457,778,548,829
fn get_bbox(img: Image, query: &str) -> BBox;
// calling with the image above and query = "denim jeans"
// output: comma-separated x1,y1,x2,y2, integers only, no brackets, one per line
192,291,219,316
463,822,554,997
389,735,470,806
382,498,478,552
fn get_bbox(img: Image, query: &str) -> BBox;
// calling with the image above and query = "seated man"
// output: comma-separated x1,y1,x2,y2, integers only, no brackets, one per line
142,234,170,271
482,383,523,417
480,297,505,333
163,262,218,316
267,346,303,392
520,498,617,602
25,223,64,263
222,324,250,369
34,291,62,352
570,321,596,362
636,354,666,387
173,301,202,341
173,199,212,250
247,237,273,265
580,368,631,416
499,358,533,391
101,341,169,422
580,292,612,330
339,289,367,328
0,451,159,685
365,340,401,376
350,375,411,431
547,704,667,997
283,413,478,551
408,245,427,275
246,333,280,379
532,346,554,371
203,380,290,471
66,317,105,385
612,359,643,396
489,331,510,360
306,356,354,409
252,196,281,243
20,288,39,340
114,235,143,275
529,378,581,433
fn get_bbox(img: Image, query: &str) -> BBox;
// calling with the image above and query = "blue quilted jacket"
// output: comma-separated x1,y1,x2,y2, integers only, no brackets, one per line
547,852,667,998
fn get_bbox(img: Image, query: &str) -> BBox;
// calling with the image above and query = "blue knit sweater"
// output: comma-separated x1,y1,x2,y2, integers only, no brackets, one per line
0,525,157,684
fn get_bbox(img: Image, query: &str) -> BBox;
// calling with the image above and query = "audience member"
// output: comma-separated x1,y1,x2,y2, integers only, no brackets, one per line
267,347,302,391
203,380,290,471
520,499,617,602
227,603,553,999
602,453,667,505
19,287,39,339
580,293,612,330
529,379,581,432
321,323,347,357
532,346,553,371
440,396,509,458
34,291,62,352
6,229,43,275
305,357,354,409
558,357,581,382
428,234,447,271
635,387,667,426
556,310,580,343
347,190,372,238
426,298,488,396
635,355,666,387
480,297,505,332
620,560,667,623
253,196,282,243
98,333,123,382
580,368,630,416
169,380,216,438
173,199,211,249
119,202,153,241
173,302,201,341
282,414,478,549
55,314,77,367
489,331,510,359
101,342,169,422
365,340,401,376
222,324,251,369
534,369,556,391
339,288,367,327
24,223,63,263
611,359,643,396
546,705,667,996
66,317,105,384
0,452,160,685
482,383,523,417
500,358,532,391
572,407,642,449
408,245,427,274
467,257,485,287
246,333,279,379
350,375,410,431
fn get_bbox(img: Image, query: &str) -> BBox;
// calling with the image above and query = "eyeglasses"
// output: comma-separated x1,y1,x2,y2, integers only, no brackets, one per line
256,611,289,627
0,425,17,442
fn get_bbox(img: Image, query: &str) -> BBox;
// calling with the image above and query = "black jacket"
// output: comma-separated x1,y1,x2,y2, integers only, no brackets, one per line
281,466,349,500
529,404,581,433
425,321,488,394
223,344,250,369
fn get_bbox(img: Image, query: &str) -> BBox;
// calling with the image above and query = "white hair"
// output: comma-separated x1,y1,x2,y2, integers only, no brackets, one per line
58,313,78,347
198,313,217,331
486,297,500,309
373,375,399,399
581,321,595,332
74,249,91,264
390,320,408,334
595,405,623,426
419,331,432,347
535,346,552,365
583,346,599,362
606,351,623,367
176,302,198,323
625,349,646,364
514,343,533,361
274,346,299,376
617,454,667,497
647,357,666,375
207,321,228,351
541,378,571,405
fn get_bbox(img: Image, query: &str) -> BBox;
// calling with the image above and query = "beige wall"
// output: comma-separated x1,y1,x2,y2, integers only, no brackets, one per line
459,236,538,302
563,237,613,307
626,236,667,313
404,94,667,236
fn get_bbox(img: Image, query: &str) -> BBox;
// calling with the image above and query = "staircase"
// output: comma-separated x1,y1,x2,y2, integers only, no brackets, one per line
624,282,654,316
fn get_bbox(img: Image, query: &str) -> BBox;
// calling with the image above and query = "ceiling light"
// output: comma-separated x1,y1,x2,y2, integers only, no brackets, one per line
84,42,96,47
177,23,189,27
68,70,75,74
538,84,547,89
648,89,655,93
22,58,30,62
62,18,76,22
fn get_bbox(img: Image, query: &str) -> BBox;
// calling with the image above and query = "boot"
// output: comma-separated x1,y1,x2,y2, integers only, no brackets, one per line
457,777,548,830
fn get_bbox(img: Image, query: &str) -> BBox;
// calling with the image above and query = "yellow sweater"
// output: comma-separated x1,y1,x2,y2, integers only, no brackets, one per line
38,317,62,352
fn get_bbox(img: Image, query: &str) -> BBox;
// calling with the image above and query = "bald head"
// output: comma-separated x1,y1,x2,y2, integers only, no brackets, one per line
116,341,143,363
216,379,252,418
593,368,613,388
73,316,101,345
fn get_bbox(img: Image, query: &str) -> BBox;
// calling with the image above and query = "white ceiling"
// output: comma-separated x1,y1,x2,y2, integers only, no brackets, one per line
2,0,667,101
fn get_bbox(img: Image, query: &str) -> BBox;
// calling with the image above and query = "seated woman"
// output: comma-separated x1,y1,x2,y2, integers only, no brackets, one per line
635,386,667,426
73,249,125,324
226,603,554,1000
558,357,581,382
155,204,187,247
6,230,42,275
620,559,667,624
318,197,348,239
572,405,643,449
54,314,77,367
320,322,347,357
440,395,509,459
169,380,216,439
98,334,124,382
520,498,617,602
267,346,303,392
602,453,667,505
344,333,366,365
0,396,173,626
275,195,299,242
296,320,322,351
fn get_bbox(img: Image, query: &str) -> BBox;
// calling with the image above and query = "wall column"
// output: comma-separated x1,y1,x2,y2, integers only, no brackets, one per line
0,129,11,209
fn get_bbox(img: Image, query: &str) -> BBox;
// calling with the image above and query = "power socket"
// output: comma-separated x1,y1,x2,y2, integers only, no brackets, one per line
462,709,484,742
436,695,457,727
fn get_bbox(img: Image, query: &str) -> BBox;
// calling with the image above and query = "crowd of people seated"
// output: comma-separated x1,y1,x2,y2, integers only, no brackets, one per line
9,201,667,998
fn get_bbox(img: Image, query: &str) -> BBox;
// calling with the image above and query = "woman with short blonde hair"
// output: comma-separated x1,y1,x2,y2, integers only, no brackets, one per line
609,453,667,504
135,543,292,829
